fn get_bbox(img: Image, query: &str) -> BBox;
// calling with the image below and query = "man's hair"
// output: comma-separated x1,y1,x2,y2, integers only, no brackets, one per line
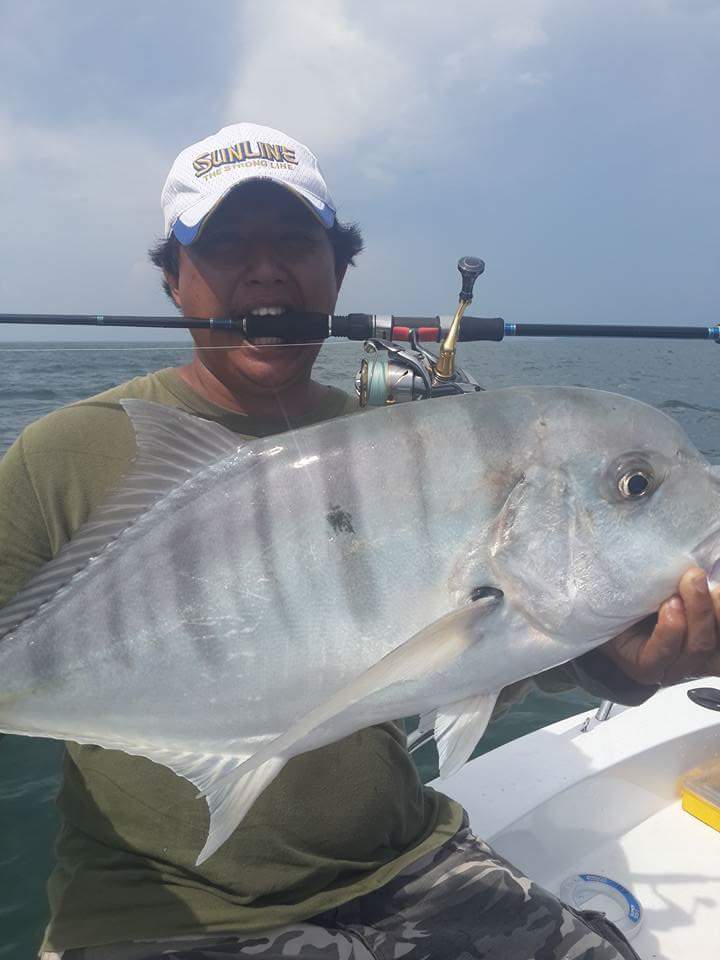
148,219,364,303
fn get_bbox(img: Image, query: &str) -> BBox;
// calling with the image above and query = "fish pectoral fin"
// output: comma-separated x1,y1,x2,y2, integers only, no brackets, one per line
235,591,504,779
434,691,499,779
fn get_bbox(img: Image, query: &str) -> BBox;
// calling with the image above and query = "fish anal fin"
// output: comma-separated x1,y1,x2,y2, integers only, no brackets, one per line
196,757,286,865
78,737,287,865
435,690,499,779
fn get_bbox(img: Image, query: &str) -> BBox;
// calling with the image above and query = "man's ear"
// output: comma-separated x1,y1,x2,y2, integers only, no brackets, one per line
164,271,182,309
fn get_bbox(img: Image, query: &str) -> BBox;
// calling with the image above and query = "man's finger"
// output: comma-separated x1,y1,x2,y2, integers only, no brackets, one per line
637,596,686,682
659,571,720,683
678,569,719,658
712,584,720,632
687,584,720,677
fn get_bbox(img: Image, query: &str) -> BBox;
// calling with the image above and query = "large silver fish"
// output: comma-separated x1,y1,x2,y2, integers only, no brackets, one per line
1,387,719,864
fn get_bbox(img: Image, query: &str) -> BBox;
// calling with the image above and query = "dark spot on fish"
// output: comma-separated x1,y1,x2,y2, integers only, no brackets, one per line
470,586,504,603
327,505,355,535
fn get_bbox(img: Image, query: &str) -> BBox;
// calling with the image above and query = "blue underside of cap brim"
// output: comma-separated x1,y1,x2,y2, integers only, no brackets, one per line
172,182,335,246
314,204,336,228
173,219,202,245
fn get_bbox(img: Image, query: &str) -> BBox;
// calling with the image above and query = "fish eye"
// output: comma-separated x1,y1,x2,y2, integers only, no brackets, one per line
609,452,661,501
605,453,662,502
618,470,652,499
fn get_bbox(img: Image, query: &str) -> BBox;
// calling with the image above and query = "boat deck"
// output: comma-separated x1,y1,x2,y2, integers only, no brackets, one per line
440,681,720,959
543,798,720,958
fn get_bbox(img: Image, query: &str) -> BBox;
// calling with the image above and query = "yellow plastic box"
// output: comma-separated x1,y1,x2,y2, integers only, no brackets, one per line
682,760,720,833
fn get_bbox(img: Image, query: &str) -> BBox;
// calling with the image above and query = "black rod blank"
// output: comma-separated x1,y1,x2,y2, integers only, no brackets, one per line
509,322,718,340
0,312,717,343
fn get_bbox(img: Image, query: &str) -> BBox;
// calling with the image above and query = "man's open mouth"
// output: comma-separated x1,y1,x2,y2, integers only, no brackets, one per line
241,307,315,346
248,335,286,346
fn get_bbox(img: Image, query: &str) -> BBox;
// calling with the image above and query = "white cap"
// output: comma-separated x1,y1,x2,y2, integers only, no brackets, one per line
161,122,336,245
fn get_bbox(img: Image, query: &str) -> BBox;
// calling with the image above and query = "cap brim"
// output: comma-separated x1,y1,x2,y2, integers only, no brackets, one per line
172,179,335,245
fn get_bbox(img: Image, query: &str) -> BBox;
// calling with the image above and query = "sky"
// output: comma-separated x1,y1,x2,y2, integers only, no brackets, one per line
0,0,718,341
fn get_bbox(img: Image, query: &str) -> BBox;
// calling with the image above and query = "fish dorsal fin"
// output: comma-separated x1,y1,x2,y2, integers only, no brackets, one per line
0,400,242,640
118,399,243,472
434,691,498,779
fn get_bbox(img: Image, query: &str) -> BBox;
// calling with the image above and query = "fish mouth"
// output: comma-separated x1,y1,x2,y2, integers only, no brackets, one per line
693,522,720,589
699,464,720,587
583,523,720,636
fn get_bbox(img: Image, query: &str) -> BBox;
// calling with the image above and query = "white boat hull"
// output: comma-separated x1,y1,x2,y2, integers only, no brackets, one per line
438,680,720,959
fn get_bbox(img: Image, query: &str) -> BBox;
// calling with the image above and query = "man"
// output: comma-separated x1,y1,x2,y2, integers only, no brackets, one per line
1,122,717,960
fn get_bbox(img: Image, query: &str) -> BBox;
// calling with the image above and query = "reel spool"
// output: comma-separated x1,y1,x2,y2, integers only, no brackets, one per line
356,257,485,407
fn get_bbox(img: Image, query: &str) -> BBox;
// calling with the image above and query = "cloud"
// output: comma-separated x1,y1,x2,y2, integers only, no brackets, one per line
0,112,170,314
225,0,559,182
0,0,717,333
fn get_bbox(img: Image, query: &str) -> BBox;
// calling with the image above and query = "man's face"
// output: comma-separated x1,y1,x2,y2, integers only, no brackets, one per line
169,181,344,396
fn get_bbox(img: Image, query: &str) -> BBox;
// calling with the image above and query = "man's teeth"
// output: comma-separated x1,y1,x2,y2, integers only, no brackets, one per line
248,307,287,316
245,307,289,345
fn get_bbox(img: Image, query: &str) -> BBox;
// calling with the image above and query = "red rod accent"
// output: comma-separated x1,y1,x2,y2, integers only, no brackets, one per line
392,326,441,342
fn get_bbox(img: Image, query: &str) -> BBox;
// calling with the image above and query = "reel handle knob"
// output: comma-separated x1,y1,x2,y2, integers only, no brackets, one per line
457,256,485,303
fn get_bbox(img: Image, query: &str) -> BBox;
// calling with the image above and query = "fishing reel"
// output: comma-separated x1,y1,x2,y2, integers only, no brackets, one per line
355,257,486,406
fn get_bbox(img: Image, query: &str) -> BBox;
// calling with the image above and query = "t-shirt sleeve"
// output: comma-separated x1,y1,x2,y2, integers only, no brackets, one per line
0,434,54,607
533,655,657,707
0,401,137,612
491,655,656,723
564,649,658,706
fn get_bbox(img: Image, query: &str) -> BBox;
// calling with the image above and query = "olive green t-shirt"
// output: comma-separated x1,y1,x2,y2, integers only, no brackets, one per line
0,369,463,952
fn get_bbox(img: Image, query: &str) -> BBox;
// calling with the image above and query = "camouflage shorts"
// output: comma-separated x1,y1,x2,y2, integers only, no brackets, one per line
59,820,640,960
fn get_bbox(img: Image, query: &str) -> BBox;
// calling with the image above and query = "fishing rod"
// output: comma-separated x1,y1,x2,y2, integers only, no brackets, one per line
1,312,718,344
2,256,718,408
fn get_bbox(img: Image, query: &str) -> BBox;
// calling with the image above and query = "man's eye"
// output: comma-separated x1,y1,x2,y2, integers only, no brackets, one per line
195,236,245,262
204,235,241,253
278,231,317,255
194,229,318,263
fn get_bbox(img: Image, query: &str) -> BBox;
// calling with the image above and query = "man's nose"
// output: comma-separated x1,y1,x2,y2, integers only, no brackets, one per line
242,239,287,284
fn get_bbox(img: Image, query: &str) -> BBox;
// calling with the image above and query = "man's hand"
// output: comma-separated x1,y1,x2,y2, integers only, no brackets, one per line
601,568,720,686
